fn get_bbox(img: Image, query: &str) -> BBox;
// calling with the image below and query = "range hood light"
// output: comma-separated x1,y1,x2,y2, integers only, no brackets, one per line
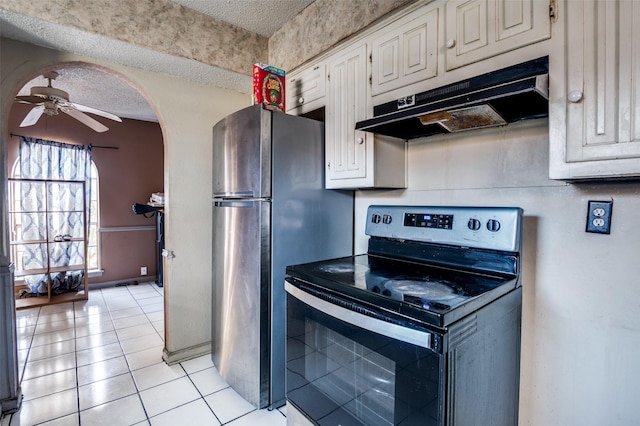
439,105,507,133
418,111,452,126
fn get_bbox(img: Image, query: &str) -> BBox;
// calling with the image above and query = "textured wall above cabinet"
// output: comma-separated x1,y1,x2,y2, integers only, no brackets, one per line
269,0,413,72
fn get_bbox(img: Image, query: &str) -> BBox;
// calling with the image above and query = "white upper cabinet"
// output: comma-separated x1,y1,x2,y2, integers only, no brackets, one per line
371,6,439,97
325,43,369,185
445,0,551,70
549,0,640,179
286,61,326,115
325,43,406,189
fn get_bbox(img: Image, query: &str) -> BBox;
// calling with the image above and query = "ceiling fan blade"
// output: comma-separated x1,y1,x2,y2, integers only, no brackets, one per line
61,107,109,132
71,102,122,122
15,95,46,104
20,105,45,127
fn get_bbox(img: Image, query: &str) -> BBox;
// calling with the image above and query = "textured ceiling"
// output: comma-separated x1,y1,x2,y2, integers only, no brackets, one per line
3,0,315,124
172,0,314,37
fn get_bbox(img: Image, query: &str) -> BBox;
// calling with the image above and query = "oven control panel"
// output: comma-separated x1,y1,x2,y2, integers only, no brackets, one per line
403,213,453,229
366,205,522,252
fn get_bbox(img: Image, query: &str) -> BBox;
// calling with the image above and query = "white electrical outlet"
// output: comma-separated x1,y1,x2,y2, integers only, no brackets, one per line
141,266,147,275
586,200,612,234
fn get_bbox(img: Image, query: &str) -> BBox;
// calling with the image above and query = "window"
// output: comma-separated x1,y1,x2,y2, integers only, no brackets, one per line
11,159,101,271
87,162,100,270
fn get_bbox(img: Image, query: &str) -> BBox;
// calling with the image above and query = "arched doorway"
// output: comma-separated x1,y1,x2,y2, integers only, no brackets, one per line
2,39,251,419
1,60,165,415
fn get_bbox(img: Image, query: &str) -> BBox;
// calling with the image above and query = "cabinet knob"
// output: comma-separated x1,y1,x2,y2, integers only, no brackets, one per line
357,137,364,145
568,90,583,103
298,97,305,104
446,39,456,49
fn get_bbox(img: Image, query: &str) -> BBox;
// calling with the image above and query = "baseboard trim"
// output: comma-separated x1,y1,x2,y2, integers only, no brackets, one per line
163,342,211,365
89,277,158,289
99,226,155,233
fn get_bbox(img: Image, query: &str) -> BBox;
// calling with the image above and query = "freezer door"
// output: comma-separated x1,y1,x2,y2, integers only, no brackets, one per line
212,105,271,198
212,199,271,409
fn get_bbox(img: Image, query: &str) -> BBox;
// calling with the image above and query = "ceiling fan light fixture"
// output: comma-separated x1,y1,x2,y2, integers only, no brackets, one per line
15,70,122,132
31,86,69,102
43,101,59,116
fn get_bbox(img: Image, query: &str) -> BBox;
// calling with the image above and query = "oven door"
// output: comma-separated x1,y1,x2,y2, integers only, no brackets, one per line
285,279,444,426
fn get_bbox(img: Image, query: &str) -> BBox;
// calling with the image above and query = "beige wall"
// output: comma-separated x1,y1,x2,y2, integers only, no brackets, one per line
1,38,250,360
354,119,640,425
7,102,164,284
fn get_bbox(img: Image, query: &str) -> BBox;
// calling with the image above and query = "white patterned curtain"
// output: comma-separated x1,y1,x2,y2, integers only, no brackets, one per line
18,136,92,294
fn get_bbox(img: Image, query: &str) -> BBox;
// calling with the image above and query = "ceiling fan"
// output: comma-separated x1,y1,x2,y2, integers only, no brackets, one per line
14,71,122,133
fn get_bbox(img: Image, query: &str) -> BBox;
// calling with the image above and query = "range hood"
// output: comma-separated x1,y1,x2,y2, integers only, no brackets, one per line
355,56,549,140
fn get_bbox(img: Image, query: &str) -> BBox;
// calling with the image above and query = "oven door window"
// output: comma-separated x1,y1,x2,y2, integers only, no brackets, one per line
287,283,444,426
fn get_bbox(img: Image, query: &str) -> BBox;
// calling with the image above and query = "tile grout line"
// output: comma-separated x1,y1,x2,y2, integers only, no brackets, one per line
181,362,224,425
73,300,81,426
105,286,154,424
11,284,287,426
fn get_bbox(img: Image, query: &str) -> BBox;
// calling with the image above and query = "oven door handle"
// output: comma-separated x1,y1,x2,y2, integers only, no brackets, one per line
285,280,432,350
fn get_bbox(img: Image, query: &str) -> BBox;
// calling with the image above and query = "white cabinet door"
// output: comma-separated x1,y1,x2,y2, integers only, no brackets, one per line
445,0,551,70
371,5,439,96
325,43,407,189
286,62,326,115
326,43,369,186
549,0,640,179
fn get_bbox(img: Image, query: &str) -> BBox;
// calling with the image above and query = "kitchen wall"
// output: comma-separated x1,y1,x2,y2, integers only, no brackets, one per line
354,119,640,425
7,103,164,285
271,2,640,422
1,38,250,364
269,0,412,72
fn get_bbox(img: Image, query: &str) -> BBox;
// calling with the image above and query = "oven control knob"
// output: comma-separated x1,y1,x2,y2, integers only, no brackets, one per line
467,218,481,231
486,219,501,232
372,214,381,224
382,214,392,224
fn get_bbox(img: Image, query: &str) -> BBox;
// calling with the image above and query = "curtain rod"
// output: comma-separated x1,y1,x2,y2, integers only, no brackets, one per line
9,133,119,150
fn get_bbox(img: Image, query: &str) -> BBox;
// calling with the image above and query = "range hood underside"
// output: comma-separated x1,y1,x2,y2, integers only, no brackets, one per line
362,89,548,140
356,57,549,140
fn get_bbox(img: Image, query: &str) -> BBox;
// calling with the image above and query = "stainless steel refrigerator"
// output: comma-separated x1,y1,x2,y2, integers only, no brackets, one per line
211,105,353,409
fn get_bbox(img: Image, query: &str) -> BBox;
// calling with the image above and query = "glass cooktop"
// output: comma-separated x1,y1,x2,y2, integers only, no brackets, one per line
286,253,518,328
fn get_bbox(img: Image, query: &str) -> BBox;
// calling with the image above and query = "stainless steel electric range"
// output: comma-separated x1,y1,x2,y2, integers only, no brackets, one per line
285,205,523,426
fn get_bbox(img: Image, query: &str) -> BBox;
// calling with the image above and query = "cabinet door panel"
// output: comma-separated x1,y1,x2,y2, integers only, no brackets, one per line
566,0,640,162
326,44,368,183
446,0,550,70
376,36,400,88
455,0,488,56
404,20,432,77
371,7,438,96
498,0,533,40
286,62,326,113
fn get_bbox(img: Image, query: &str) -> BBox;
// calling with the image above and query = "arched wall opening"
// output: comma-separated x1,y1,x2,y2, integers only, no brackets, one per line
7,61,165,289
1,41,250,408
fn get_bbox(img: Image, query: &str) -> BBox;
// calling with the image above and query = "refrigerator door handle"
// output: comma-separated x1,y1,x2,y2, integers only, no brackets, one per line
213,191,255,198
214,200,257,208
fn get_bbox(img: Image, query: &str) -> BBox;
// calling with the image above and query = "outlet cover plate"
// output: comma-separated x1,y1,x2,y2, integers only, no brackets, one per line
586,200,612,234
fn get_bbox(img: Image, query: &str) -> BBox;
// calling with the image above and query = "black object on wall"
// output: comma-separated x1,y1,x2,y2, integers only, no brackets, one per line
155,211,164,287
132,203,164,287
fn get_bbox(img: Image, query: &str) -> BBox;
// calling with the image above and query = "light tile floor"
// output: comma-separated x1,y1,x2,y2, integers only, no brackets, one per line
2,282,287,426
